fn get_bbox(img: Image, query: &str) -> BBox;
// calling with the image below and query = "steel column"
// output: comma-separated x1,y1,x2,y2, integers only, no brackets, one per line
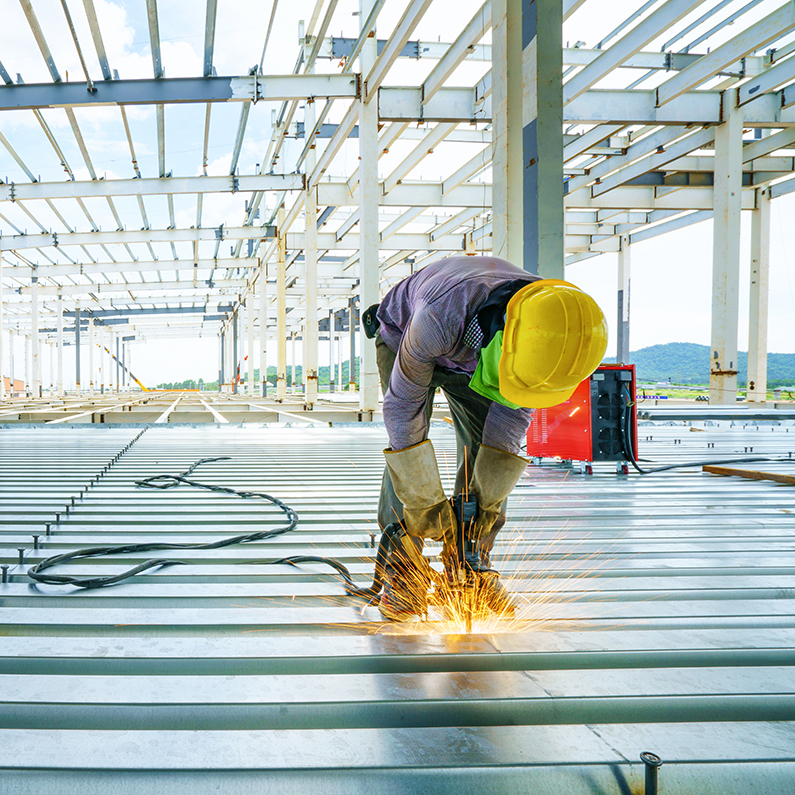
358,0,380,415
525,0,563,276
492,0,523,267
56,292,63,396
31,273,40,397
277,208,287,401
748,186,770,403
305,92,319,406
88,317,95,395
291,333,297,394
259,268,268,397
232,311,239,395
219,330,224,391
74,305,81,394
0,251,4,401
329,310,336,393
710,92,742,405
115,334,120,394
617,234,631,364
349,296,356,391
24,334,31,397
246,296,254,397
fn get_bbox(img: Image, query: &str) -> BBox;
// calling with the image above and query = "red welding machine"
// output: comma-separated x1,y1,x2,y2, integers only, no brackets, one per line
526,364,638,474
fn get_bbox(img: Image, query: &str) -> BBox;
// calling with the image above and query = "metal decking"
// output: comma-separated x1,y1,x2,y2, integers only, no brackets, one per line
1,421,795,793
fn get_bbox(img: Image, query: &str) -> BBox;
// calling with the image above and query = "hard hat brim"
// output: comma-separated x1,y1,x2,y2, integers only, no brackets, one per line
498,380,581,409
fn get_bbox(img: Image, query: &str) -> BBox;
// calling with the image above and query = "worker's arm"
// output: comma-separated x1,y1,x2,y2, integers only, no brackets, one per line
482,403,534,456
382,306,456,451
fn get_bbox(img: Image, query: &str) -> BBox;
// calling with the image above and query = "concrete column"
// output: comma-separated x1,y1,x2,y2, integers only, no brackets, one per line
493,0,563,276
75,304,81,395
748,186,770,402
232,310,239,395
0,251,4,401
88,317,95,395
349,296,356,391
617,234,631,364
56,292,64,395
259,267,268,397
276,208,287,401
31,273,40,397
305,99,319,406
358,0,379,413
710,92,743,405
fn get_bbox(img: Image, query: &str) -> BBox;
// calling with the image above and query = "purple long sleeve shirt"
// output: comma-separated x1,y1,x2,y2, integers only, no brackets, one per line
377,255,539,454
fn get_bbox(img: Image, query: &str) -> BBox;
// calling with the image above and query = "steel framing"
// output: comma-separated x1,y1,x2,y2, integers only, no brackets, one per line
1,1,794,402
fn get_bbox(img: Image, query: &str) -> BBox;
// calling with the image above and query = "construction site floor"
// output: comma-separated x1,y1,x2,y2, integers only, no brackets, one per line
1,420,794,793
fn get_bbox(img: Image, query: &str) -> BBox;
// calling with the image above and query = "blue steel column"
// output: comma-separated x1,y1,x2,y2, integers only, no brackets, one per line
522,0,564,277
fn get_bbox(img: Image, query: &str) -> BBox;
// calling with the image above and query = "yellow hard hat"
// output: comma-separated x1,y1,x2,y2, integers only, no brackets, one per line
499,279,608,408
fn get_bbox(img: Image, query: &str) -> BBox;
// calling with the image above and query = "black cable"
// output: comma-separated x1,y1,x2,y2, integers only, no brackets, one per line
27,457,374,595
620,386,794,474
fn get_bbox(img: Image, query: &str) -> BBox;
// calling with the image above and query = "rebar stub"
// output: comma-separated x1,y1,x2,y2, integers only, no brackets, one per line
640,751,663,767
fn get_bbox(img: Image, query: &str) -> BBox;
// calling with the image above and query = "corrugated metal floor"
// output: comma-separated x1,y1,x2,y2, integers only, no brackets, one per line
1,421,795,793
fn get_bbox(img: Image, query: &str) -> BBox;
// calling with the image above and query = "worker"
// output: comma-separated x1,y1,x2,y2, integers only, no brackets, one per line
364,255,608,621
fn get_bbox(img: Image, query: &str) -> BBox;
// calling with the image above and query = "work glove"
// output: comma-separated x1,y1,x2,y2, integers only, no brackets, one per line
468,445,528,541
384,440,456,543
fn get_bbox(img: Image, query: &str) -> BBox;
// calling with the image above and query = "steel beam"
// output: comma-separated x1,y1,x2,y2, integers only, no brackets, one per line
422,2,491,105
0,74,358,111
748,186,770,402
0,174,302,202
563,0,704,104
710,93,743,405
1,227,276,252
364,0,434,101
657,4,795,107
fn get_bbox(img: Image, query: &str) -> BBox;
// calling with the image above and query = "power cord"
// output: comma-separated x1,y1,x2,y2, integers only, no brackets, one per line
620,386,794,474
27,457,368,593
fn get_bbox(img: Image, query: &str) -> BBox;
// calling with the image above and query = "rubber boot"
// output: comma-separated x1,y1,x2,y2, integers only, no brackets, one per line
378,531,430,621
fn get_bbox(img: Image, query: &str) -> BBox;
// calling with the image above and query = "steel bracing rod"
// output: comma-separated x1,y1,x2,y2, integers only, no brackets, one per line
441,145,490,194
657,3,795,106
563,0,705,104
422,0,490,104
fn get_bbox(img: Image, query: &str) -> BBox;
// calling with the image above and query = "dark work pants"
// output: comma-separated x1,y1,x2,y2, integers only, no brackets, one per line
376,332,506,565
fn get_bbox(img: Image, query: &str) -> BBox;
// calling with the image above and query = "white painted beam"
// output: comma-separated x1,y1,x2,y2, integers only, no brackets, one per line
657,3,795,106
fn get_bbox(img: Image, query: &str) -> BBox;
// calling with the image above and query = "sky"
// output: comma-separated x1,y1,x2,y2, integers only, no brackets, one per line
1,0,794,388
